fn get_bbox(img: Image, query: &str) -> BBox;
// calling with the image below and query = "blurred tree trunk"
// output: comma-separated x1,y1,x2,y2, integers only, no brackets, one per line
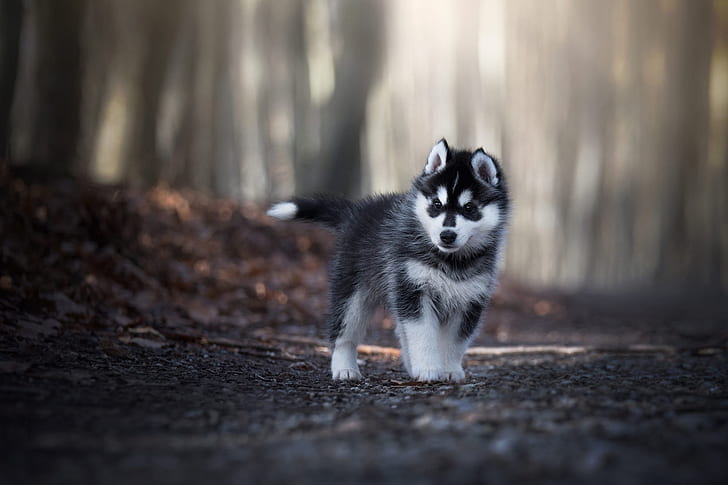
0,0,22,161
653,0,713,286
123,1,188,187
19,0,85,176
310,0,384,197
208,0,241,199
252,1,299,199
168,1,208,191
165,0,243,197
711,0,728,290
291,0,315,198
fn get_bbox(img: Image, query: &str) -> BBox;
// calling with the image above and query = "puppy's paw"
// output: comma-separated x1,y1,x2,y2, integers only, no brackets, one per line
412,368,443,382
332,368,362,381
442,368,466,382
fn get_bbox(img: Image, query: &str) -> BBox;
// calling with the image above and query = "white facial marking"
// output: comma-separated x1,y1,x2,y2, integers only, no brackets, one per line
479,204,501,231
454,204,502,251
458,189,473,207
436,186,448,205
267,202,298,220
415,193,450,251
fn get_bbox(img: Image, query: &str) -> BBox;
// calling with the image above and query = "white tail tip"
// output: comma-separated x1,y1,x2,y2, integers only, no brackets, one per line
267,202,298,220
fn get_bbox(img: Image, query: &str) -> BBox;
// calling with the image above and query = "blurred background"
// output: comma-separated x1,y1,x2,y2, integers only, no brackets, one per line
1,0,726,293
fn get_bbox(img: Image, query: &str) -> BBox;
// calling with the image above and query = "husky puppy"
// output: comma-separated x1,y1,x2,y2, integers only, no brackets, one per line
268,139,509,382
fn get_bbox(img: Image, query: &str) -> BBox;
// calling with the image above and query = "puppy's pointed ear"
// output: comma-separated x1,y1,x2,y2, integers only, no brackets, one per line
424,139,449,175
471,149,500,186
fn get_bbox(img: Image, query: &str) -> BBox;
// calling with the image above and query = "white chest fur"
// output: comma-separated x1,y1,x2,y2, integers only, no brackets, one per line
404,259,495,310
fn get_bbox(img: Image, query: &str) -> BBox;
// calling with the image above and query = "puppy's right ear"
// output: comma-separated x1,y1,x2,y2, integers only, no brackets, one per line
424,139,449,175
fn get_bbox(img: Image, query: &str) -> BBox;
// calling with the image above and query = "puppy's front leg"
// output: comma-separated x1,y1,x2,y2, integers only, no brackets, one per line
440,303,482,382
400,304,443,382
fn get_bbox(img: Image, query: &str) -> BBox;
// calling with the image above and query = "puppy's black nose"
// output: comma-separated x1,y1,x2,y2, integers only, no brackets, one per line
440,230,457,245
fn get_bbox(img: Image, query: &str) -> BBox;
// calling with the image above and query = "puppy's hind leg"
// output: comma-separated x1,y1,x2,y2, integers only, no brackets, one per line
329,290,371,381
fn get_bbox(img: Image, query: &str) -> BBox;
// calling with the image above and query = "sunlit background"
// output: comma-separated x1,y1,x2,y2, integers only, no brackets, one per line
3,0,727,292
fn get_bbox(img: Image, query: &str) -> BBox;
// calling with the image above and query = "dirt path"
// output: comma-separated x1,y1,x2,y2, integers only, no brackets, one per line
2,330,727,485
1,176,726,484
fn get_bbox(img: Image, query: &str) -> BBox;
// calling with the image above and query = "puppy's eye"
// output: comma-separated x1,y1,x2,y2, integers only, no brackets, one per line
463,202,478,216
432,198,443,209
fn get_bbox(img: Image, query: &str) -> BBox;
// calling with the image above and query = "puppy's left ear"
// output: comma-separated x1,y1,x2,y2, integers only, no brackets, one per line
471,149,499,186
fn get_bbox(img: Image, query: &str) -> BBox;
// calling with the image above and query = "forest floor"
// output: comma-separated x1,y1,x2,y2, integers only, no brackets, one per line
1,170,727,485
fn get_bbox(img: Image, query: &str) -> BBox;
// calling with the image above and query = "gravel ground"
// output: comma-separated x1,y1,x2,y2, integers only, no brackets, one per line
1,328,726,485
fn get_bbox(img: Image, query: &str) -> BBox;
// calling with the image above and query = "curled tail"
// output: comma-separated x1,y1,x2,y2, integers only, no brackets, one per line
267,195,354,230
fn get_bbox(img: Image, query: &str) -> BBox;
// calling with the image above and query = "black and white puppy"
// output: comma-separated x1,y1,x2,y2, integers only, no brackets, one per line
268,139,510,381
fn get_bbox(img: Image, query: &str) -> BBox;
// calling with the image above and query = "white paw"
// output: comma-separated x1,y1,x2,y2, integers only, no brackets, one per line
412,368,443,382
442,368,466,382
332,368,362,381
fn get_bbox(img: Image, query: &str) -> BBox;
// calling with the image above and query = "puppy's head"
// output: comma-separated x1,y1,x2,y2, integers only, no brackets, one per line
414,139,509,254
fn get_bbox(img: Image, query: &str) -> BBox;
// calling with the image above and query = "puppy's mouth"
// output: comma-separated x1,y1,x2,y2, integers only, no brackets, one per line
436,243,461,253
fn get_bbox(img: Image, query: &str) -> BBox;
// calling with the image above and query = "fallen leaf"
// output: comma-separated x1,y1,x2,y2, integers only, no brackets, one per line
389,379,424,387
128,326,165,338
118,335,168,349
696,347,723,356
